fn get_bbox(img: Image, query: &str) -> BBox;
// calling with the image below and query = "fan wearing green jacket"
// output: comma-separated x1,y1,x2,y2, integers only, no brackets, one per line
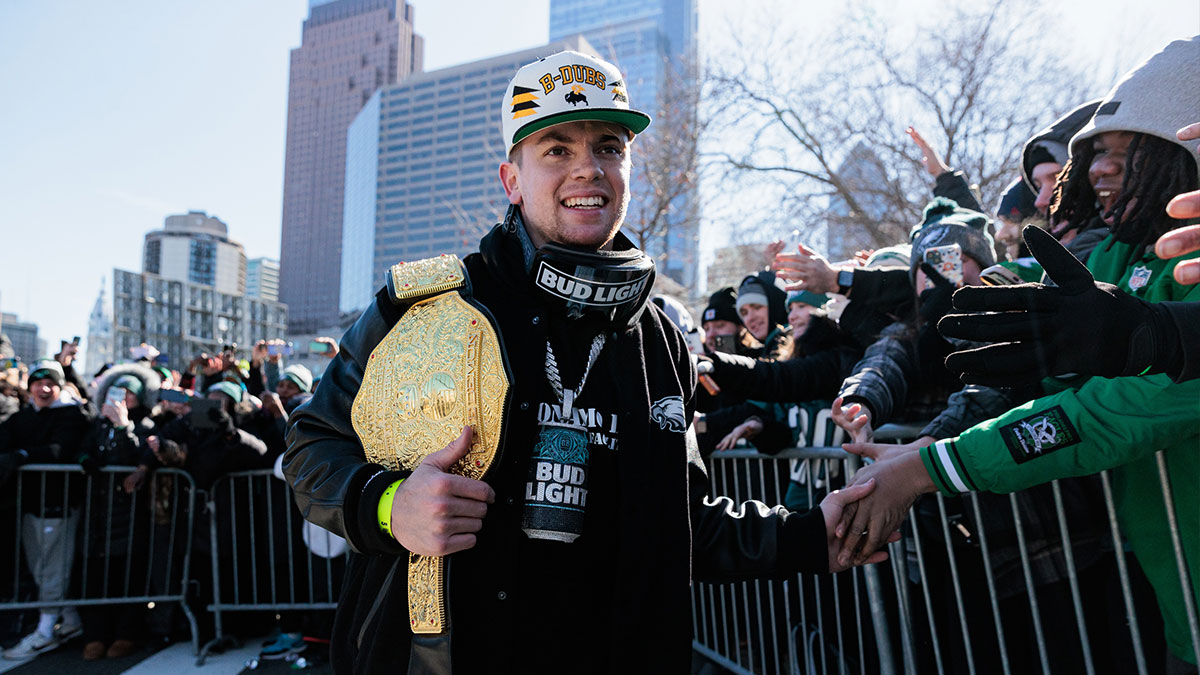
833,36,1200,671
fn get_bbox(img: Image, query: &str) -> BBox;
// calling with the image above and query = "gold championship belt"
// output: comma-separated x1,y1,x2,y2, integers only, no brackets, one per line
350,254,510,634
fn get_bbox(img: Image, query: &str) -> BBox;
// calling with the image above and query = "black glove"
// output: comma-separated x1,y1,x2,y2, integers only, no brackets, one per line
939,226,1173,386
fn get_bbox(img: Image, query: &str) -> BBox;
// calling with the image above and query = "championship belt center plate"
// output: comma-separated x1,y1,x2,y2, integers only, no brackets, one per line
351,254,509,634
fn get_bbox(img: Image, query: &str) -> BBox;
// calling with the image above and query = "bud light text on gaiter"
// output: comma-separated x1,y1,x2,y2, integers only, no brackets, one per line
522,421,590,542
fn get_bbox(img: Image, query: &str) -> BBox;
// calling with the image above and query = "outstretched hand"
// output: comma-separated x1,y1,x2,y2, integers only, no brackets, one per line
834,450,932,568
1160,122,1200,285
907,126,952,179
764,240,787,268
819,479,898,572
715,417,763,451
842,435,932,465
773,243,838,294
939,225,1160,385
391,427,495,556
831,396,873,444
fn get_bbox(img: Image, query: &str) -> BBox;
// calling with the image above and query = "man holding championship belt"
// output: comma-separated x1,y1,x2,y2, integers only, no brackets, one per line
284,50,890,674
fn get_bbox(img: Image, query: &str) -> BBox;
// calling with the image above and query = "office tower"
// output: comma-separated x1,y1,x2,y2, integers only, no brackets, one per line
824,141,892,260
279,0,424,333
143,211,247,296
86,279,114,373
339,38,591,314
0,313,43,365
705,243,768,296
247,257,281,301
550,0,699,288
111,269,288,370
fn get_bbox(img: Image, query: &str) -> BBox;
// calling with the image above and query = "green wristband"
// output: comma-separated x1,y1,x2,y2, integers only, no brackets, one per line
377,478,405,539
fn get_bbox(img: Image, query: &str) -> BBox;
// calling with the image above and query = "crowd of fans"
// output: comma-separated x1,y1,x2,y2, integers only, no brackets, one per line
0,335,336,663
0,33,1196,675
679,36,1199,674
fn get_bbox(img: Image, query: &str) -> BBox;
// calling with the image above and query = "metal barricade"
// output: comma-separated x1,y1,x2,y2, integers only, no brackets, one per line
691,434,1199,675
198,469,348,665
0,464,199,654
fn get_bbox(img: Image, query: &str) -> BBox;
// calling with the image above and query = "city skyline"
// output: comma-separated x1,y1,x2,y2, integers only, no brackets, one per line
1,0,1195,368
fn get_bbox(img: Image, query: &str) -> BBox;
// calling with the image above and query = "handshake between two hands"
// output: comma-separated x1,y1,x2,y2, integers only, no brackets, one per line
818,396,937,572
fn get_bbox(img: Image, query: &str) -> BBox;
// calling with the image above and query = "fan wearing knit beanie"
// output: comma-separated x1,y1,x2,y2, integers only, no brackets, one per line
785,289,829,339
735,271,792,361
701,287,754,356
908,197,996,289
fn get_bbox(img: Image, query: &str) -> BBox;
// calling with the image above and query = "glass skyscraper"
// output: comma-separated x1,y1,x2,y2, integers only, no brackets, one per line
550,0,699,288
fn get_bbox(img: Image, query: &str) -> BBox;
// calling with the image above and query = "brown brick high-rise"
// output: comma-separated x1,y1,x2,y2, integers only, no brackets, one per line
280,0,423,333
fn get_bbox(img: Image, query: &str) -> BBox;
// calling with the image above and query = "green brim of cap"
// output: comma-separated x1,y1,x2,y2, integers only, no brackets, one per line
511,109,652,150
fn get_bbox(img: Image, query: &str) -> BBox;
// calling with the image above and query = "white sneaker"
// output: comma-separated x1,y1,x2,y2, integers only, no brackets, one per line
3,630,62,659
54,618,83,641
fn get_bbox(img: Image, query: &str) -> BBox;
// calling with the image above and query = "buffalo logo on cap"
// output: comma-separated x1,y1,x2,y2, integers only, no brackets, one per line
565,85,588,107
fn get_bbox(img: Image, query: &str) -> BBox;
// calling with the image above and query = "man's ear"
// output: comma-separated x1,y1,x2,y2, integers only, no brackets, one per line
499,161,521,205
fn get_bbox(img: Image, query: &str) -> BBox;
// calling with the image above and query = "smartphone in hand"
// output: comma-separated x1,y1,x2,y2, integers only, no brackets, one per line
159,389,191,405
979,264,1024,286
923,243,963,289
712,334,737,354
187,398,223,431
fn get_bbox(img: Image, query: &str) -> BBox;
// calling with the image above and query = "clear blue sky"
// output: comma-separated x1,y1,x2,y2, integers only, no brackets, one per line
0,0,1195,368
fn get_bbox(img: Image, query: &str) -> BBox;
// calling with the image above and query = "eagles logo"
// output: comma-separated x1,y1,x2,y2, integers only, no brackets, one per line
650,396,686,433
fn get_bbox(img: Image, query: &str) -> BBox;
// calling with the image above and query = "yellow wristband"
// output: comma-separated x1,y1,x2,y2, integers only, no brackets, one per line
377,478,404,539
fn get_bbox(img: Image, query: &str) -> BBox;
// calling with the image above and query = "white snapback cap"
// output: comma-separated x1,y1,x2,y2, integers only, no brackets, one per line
502,50,651,156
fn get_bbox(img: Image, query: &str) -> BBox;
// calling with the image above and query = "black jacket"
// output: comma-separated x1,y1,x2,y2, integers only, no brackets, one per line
838,267,914,349
284,223,828,674
708,315,860,404
155,409,269,490
0,398,90,516
932,170,984,213
79,411,149,559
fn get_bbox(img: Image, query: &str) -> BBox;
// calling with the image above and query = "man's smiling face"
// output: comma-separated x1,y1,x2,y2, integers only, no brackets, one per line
499,120,631,250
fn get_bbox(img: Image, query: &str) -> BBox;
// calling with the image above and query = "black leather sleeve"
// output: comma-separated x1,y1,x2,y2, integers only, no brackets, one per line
933,170,984,212
688,430,828,580
283,291,411,557
709,344,858,404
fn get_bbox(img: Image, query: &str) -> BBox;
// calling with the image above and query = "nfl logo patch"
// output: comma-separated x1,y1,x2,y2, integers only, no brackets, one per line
1128,266,1152,291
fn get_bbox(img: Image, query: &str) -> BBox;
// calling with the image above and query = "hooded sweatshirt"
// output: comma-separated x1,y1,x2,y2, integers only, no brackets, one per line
922,35,1200,666
1020,100,1102,193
